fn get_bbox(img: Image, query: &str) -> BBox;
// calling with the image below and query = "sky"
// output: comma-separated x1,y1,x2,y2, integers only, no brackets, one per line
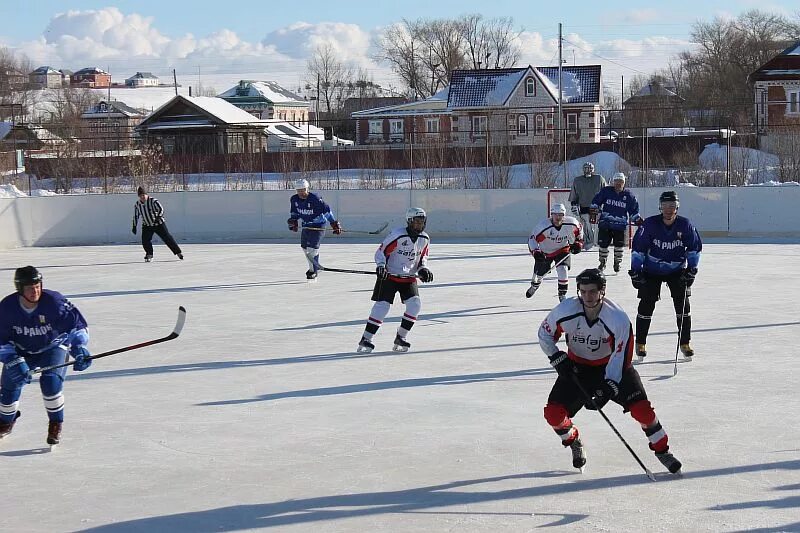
1,0,798,97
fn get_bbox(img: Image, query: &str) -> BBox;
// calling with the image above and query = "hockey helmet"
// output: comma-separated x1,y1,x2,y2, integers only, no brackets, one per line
582,162,595,175
14,265,42,294
550,203,567,215
659,190,679,210
576,268,606,292
612,172,626,182
294,178,310,191
406,207,427,233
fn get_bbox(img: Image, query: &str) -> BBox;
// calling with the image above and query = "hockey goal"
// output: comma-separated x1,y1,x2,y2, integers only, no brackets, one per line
546,188,634,248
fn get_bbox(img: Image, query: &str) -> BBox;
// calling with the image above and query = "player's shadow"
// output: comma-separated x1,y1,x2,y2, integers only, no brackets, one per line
0,447,52,457
708,481,800,532
65,280,307,299
0,261,145,271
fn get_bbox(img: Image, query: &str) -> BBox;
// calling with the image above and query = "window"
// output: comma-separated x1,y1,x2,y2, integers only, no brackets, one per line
567,113,578,134
368,120,383,135
525,77,536,96
425,118,440,134
517,115,528,135
788,90,800,114
390,119,404,135
472,115,487,136
535,114,544,135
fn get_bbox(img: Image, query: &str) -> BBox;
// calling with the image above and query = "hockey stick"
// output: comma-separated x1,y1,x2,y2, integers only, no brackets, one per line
312,259,418,278
672,284,690,376
300,222,389,235
570,373,656,481
32,306,187,375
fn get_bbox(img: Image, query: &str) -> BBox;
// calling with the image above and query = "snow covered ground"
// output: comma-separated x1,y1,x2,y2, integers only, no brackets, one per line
0,240,798,532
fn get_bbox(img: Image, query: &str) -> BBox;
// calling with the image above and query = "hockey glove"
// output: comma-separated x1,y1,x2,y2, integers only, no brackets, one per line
71,345,92,372
287,218,299,232
629,269,647,289
681,267,698,288
532,249,546,262
570,242,582,255
131,224,137,235
418,268,434,283
585,379,619,411
570,204,580,217
4,357,32,386
632,214,644,226
589,206,599,225
548,350,575,380
331,220,343,235
376,265,388,280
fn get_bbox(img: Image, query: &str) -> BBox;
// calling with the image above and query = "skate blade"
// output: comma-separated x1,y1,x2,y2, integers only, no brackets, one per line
682,356,693,362
48,443,59,452
634,356,646,364
392,345,409,353
356,346,373,354
578,466,585,474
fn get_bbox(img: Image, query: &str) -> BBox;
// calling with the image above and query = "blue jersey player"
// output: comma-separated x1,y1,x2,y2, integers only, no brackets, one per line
629,191,702,362
287,179,343,280
0,266,92,446
591,172,642,273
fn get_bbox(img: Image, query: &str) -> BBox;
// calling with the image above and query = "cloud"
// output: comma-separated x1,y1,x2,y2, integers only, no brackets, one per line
619,9,661,25
262,21,373,66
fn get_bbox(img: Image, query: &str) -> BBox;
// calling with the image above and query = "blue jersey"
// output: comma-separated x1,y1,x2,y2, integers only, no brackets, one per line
289,192,336,228
631,215,702,276
591,186,641,230
0,289,88,358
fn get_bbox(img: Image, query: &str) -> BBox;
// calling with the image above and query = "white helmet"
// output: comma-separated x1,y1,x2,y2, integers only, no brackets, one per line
406,207,427,233
582,162,595,175
294,178,310,190
550,203,567,215
612,172,626,182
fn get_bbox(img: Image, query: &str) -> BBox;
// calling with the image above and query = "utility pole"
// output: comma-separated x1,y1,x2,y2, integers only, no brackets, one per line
558,23,567,187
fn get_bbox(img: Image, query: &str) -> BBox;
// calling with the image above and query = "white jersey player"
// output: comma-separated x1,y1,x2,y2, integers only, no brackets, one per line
538,268,682,474
356,207,434,353
526,203,583,301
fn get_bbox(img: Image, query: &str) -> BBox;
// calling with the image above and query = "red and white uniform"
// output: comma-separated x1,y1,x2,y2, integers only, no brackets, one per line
375,227,430,283
528,216,583,258
538,296,634,383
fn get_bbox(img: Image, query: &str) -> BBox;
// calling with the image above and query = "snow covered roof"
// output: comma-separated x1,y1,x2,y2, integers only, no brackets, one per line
218,81,306,105
750,41,800,81
74,67,109,76
447,68,529,108
140,95,267,130
127,72,159,80
82,100,144,118
31,66,59,75
536,65,602,104
351,92,449,118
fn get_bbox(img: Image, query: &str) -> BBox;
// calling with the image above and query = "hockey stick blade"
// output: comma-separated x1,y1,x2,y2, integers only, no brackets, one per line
32,306,187,374
312,259,417,278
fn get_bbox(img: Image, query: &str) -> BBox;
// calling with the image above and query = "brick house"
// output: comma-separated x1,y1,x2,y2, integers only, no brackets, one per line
71,67,111,88
750,41,800,134
218,80,309,124
351,87,450,145
29,66,62,89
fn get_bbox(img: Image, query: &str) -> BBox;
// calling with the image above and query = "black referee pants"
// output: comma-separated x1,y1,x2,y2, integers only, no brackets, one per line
142,222,182,256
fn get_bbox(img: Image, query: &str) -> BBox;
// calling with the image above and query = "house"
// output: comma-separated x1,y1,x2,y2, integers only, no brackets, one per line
29,66,62,89
135,95,268,154
351,88,451,145
749,41,800,135
125,72,160,88
0,122,67,151
59,69,73,87
71,67,111,88
623,81,686,128
80,100,146,151
218,80,309,124
0,67,27,92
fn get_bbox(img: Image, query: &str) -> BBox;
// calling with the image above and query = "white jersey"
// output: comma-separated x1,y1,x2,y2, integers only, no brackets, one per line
375,227,430,282
528,216,583,259
538,296,634,383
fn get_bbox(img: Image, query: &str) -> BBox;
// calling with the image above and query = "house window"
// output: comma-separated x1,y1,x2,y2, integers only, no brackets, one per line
425,118,440,134
518,115,528,136
507,115,516,134
567,113,578,134
535,114,544,135
390,119,404,135
472,115,487,137
788,90,800,114
525,77,536,96
368,120,383,135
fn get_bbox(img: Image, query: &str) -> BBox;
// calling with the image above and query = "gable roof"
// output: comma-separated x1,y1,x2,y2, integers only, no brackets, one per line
536,65,602,104
74,67,109,76
750,41,800,81
352,87,450,118
82,100,145,118
218,80,306,105
447,68,529,108
127,72,159,80
31,66,60,75
139,95,266,129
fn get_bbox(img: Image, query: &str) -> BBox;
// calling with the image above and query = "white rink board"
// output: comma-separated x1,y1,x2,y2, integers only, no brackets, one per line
0,241,797,533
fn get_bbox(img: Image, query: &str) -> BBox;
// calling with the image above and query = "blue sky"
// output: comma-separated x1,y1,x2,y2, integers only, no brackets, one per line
1,0,797,93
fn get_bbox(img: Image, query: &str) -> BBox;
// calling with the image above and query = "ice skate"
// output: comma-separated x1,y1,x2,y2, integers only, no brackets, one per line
558,292,567,302
144,254,153,263
655,450,682,474
392,335,411,352
570,438,587,472
525,284,539,298
47,421,62,449
305,270,317,281
177,253,184,260
680,343,694,362
597,259,606,271
0,411,21,439
356,337,374,354
613,260,621,273
634,343,647,364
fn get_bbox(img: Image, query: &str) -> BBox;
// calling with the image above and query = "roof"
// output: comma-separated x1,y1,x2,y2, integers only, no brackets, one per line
127,72,159,79
750,41,800,81
447,68,529,108
140,95,267,129
624,82,684,103
31,66,60,75
82,100,145,118
218,81,306,105
351,89,450,118
73,67,109,76
536,65,602,104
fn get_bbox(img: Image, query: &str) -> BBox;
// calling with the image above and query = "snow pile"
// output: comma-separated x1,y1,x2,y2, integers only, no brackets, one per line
0,183,28,198
746,180,800,187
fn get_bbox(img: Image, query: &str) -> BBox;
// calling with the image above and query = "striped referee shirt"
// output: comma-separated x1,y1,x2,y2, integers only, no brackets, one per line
133,197,165,227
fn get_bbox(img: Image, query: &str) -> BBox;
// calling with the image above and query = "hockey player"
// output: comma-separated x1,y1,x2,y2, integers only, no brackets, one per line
0,267,92,446
287,179,343,280
132,186,183,262
629,191,702,363
569,162,606,251
526,203,583,301
538,268,682,474
591,172,642,273
357,207,433,353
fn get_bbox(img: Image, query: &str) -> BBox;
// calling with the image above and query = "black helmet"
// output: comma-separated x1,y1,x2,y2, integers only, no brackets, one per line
14,266,43,294
576,268,606,291
659,190,679,205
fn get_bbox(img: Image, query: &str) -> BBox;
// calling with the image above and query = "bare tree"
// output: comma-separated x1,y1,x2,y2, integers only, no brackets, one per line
460,14,521,69
374,19,428,98
306,44,353,114
0,46,33,122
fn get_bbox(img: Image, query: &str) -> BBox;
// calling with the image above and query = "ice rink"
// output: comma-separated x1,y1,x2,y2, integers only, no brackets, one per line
0,239,798,532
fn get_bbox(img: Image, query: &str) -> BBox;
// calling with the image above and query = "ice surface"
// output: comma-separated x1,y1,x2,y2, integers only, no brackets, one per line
0,240,798,532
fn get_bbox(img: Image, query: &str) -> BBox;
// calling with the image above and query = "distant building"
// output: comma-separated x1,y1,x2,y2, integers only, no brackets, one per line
29,66,62,89
125,72,160,88
0,122,67,151
750,41,800,134
623,81,686,129
71,67,111,88
59,69,73,87
218,80,310,124
80,100,146,151
0,67,27,92
352,88,450,145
